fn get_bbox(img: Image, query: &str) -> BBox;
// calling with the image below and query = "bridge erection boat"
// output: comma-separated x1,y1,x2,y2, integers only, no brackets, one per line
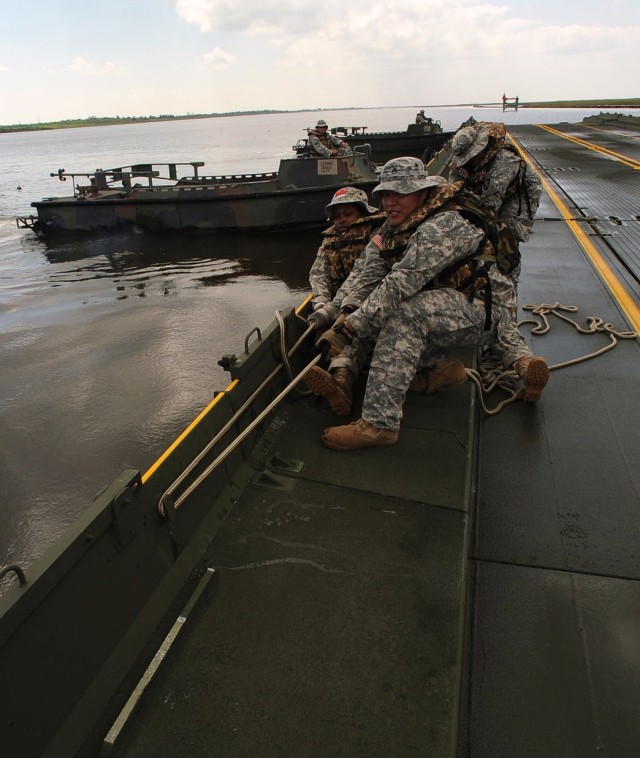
2,117,640,757
17,148,378,235
296,118,454,164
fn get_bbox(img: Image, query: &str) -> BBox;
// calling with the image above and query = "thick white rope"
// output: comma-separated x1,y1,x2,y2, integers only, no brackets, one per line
466,302,638,415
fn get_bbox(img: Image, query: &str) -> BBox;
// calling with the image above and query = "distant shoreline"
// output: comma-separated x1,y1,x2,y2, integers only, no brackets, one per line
2,100,639,134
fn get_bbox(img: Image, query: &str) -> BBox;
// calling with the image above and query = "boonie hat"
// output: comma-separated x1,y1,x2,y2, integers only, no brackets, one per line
372,157,443,195
316,119,328,128
451,125,490,166
324,187,377,218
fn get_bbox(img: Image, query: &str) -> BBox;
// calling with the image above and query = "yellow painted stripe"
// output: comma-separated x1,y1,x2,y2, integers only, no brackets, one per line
535,124,640,170
141,379,240,483
296,293,313,314
141,296,312,485
508,132,640,334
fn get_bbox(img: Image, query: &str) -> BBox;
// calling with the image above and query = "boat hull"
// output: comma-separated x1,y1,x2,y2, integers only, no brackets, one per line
29,155,379,235
343,130,454,163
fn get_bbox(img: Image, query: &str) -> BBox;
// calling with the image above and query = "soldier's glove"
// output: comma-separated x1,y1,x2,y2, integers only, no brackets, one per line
312,311,344,353
318,320,356,359
307,307,332,331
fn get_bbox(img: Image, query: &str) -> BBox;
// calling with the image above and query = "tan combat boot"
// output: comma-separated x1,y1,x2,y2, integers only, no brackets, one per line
512,356,549,402
409,358,467,394
305,366,355,416
321,419,398,450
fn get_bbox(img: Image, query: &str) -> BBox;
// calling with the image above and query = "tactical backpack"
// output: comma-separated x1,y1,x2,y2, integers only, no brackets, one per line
443,187,520,277
477,121,543,229
428,187,520,329
503,144,543,223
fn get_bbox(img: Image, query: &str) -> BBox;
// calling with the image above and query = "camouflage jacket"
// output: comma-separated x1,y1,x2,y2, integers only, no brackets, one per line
309,214,385,310
450,146,541,243
342,205,489,338
307,129,344,157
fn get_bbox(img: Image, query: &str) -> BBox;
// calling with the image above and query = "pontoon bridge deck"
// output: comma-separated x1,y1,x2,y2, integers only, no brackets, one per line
2,120,639,758
109,122,640,757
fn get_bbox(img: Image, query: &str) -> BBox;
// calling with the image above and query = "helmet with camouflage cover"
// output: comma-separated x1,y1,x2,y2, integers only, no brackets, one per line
372,157,443,195
451,124,490,166
316,119,328,128
324,187,377,218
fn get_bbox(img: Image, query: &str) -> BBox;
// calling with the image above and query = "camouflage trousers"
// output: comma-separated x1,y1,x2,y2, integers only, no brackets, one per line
361,289,531,431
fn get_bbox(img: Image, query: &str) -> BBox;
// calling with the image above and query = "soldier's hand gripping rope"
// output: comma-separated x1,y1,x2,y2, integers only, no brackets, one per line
317,319,356,359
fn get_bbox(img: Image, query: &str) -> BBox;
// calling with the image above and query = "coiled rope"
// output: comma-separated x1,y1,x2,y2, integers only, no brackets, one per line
466,302,638,415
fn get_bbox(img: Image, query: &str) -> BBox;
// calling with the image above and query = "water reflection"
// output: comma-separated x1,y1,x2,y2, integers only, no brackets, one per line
1,223,317,582
34,227,317,293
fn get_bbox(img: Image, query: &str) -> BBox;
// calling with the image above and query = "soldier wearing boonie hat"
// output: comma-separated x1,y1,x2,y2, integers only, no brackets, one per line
450,125,490,167
449,121,547,398
304,185,385,412
315,150,542,449
309,187,380,315
324,186,377,219
308,185,383,316
307,118,349,157
373,156,446,195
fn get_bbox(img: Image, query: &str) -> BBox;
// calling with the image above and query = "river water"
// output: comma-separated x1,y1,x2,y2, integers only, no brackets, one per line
0,104,630,589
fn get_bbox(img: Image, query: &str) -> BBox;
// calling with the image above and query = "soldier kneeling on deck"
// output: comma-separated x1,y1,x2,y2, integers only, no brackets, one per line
313,157,549,450
449,121,546,382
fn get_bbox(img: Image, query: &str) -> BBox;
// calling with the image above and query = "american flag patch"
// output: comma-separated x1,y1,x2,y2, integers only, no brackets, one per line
372,234,384,250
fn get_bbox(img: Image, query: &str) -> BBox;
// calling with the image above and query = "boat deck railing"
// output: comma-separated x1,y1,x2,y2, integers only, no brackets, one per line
49,161,206,197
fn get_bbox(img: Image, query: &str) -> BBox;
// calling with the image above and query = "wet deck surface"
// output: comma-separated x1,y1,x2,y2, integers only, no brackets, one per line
113,371,477,758
112,122,640,757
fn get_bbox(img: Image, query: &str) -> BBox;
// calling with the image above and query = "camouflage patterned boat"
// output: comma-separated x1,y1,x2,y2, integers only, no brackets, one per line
18,147,378,235
296,120,454,164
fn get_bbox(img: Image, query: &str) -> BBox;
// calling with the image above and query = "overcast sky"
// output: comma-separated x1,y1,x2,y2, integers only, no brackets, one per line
1,0,638,125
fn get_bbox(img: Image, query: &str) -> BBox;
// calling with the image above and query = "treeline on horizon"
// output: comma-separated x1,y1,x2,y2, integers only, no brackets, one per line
2,99,639,133
0,109,314,133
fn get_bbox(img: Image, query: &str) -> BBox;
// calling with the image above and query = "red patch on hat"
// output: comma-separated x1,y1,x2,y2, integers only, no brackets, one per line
333,188,350,198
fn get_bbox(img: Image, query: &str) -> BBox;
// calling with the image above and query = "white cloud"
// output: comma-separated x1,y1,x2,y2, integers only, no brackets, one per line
203,47,236,68
174,0,311,33
172,0,639,80
69,56,126,75
530,24,630,55
3,0,638,124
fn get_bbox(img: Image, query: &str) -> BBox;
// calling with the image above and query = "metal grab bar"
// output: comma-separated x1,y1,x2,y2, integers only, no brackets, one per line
157,315,314,517
162,353,321,515
0,564,28,586
244,326,261,353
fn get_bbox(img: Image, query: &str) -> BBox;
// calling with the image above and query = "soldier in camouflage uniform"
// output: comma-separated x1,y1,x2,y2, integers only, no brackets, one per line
448,122,548,391
307,119,350,157
308,187,383,313
305,188,384,415
306,177,464,416
450,121,542,274
319,157,547,450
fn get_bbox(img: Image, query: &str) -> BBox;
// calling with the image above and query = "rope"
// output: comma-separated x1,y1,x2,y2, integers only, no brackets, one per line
467,302,638,415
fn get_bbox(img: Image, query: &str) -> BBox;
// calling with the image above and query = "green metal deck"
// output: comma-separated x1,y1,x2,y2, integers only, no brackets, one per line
110,362,478,758
113,122,640,758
